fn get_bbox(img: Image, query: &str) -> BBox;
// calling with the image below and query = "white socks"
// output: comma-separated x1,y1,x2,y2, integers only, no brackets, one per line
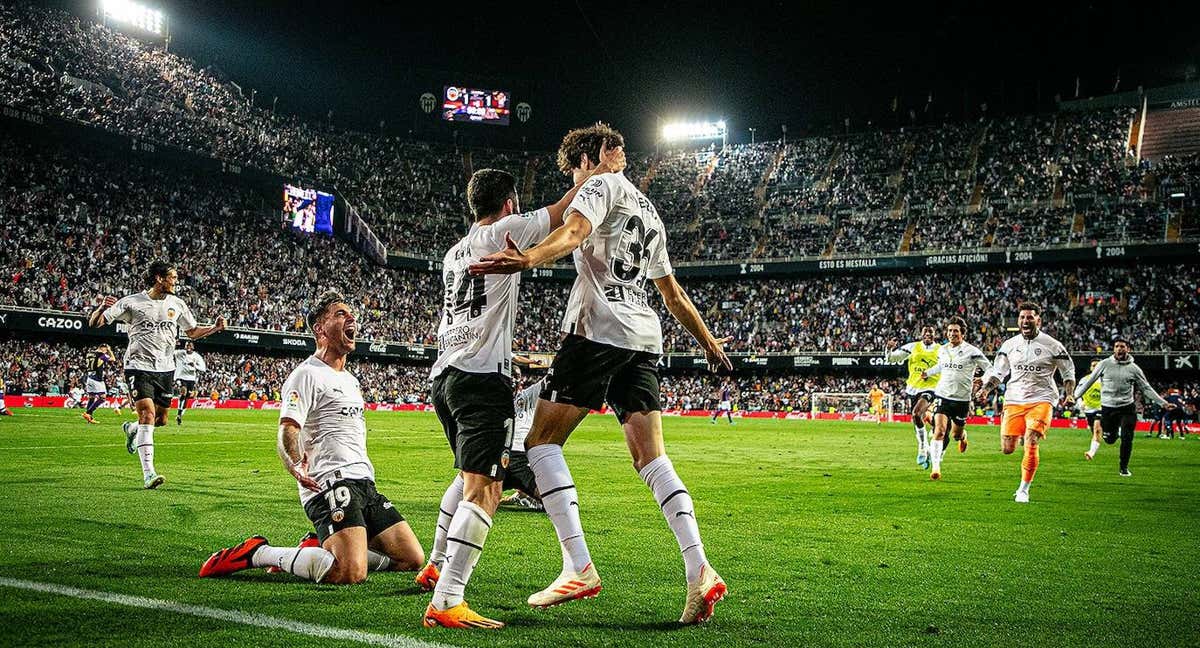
430,474,465,565
528,444,592,573
639,455,707,583
136,424,155,477
366,550,392,572
931,439,944,472
252,545,335,582
915,425,927,454
432,501,492,610
1017,480,1031,494
1088,439,1101,455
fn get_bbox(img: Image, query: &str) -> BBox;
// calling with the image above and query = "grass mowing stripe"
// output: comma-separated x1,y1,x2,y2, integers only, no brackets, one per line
0,435,423,451
0,577,452,648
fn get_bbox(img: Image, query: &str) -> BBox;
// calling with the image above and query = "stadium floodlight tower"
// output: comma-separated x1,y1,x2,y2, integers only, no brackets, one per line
660,120,728,149
99,0,169,50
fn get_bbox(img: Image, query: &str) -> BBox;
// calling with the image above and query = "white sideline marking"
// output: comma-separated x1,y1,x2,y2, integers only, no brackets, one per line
0,577,451,648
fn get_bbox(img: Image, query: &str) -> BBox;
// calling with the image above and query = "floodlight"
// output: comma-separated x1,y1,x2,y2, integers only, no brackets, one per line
102,0,164,36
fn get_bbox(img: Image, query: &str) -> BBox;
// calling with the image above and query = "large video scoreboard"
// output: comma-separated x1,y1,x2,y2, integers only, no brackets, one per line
442,86,510,125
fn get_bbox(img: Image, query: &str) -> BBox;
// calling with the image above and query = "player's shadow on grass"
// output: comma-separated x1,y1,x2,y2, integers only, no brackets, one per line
514,616,688,632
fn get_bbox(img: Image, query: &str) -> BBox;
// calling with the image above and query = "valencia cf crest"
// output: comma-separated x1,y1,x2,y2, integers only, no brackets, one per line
1034,348,1043,356
331,508,345,523
500,450,510,469
167,308,176,319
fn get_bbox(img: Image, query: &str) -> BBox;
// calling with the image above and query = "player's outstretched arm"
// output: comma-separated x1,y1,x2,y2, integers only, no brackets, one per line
543,144,626,228
1073,363,1102,400
185,316,227,340
1134,366,1172,408
278,419,321,492
469,212,593,275
653,274,733,372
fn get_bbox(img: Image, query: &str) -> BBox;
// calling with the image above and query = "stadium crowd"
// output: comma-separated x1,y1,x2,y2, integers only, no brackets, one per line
0,3,1182,264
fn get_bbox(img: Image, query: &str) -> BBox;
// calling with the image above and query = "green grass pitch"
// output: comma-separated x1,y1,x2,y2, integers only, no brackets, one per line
1,408,1197,647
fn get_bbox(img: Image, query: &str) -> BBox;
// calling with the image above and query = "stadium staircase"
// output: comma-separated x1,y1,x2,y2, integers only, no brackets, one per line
1166,209,1183,241
1139,107,1200,161
520,157,536,205
898,217,916,253
1072,211,1086,239
748,147,788,257
965,123,989,213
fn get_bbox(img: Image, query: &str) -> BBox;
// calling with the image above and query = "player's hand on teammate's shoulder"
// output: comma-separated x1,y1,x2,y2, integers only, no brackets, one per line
704,335,734,373
470,233,529,275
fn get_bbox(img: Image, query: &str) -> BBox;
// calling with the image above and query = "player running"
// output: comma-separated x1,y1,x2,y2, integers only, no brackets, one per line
0,374,11,416
976,302,1075,503
710,380,735,425
920,317,991,480
1072,338,1173,477
886,326,942,468
81,344,115,424
199,292,424,584
173,341,207,425
471,122,732,625
422,146,625,630
1078,359,1104,460
87,260,225,489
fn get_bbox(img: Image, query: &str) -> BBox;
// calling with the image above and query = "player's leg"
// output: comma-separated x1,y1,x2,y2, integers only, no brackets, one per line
418,472,464,590
176,383,189,424
1085,414,1102,460
1014,404,1049,502
1000,405,1024,455
726,408,733,424
912,393,930,467
930,411,949,479
1116,410,1137,476
128,374,162,488
364,485,424,573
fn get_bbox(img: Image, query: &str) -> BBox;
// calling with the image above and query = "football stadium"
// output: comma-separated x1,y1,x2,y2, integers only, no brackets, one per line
1,1,1198,646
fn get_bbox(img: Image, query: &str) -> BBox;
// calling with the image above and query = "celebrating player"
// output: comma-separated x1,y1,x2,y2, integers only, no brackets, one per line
471,123,732,624
1072,338,1173,476
81,344,115,424
0,374,11,416
87,260,225,489
173,341,207,425
886,326,942,468
422,146,625,630
710,379,735,425
200,292,424,584
1078,359,1104,460
976,302,1075,503
920,317,991,480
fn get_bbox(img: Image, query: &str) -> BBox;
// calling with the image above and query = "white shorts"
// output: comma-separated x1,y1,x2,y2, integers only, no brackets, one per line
85,378,107,395
718,400,732,411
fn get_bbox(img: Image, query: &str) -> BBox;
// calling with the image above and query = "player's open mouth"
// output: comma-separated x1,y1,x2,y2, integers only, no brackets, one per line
345,326,357,340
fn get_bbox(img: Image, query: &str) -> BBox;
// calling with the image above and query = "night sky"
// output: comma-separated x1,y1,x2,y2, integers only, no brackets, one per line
57,0,1200,150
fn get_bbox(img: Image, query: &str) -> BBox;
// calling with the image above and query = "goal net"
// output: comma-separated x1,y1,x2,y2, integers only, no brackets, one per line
810,392,893,423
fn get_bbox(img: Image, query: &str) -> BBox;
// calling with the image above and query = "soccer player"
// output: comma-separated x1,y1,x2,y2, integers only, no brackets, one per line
199,291,424,584
869,384,886,425
1165,388,1186,438
886,326,942,468
422,145,626,630
1078,360,1104,460
0,374,11,416
87,260,225,489
920,317,991,480
471,123,732,624
81,344,115,424
1072,338,1173,476
710,380,735,425
976,302,1075,503
173,341,207,425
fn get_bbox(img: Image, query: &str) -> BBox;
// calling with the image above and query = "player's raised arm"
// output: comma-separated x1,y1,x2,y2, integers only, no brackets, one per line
185,316,227,340
886,340,914,363
653,274,733,372
1073,360,1104,400
88,295,120,328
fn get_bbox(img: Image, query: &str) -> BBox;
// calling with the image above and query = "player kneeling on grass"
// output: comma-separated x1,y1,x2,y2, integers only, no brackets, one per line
200,292,424,584
920,317,991,480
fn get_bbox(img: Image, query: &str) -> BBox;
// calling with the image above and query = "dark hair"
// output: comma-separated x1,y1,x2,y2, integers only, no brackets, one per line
946,316,967,333
556,122,624,174
144,260,173,288
466,169,517,220
1018,301,1041,314
307,290,346,333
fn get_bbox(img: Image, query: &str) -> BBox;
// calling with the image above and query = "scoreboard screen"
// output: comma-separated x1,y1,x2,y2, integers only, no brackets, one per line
442,86,510,125
283,184,334,235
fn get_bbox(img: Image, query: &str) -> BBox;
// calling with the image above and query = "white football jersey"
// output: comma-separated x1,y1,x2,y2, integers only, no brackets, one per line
561,173,673,354
173,350,207,381
102,292,197,372
512,379,544,453
985,331,1075,405
280,356,374,505
431,208,552,380
926,341,992,402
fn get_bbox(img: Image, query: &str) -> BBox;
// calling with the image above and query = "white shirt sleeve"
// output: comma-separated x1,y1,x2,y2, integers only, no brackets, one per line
196,355,207,373
102,296,132,324
279,367,314,428
986,343,1011,383
499,207,552,250
971,347,993,375
565,175,618,230
887,342,916,363
177,300,198,331
645,225,674,280
1052,339,1075,383
1073,363,1103,400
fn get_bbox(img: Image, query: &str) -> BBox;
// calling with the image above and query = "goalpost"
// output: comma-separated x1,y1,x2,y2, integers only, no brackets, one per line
811,392,894,423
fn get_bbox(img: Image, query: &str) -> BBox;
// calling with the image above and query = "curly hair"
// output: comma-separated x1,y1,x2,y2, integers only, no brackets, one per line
307,290,346,332
556,122,625,175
